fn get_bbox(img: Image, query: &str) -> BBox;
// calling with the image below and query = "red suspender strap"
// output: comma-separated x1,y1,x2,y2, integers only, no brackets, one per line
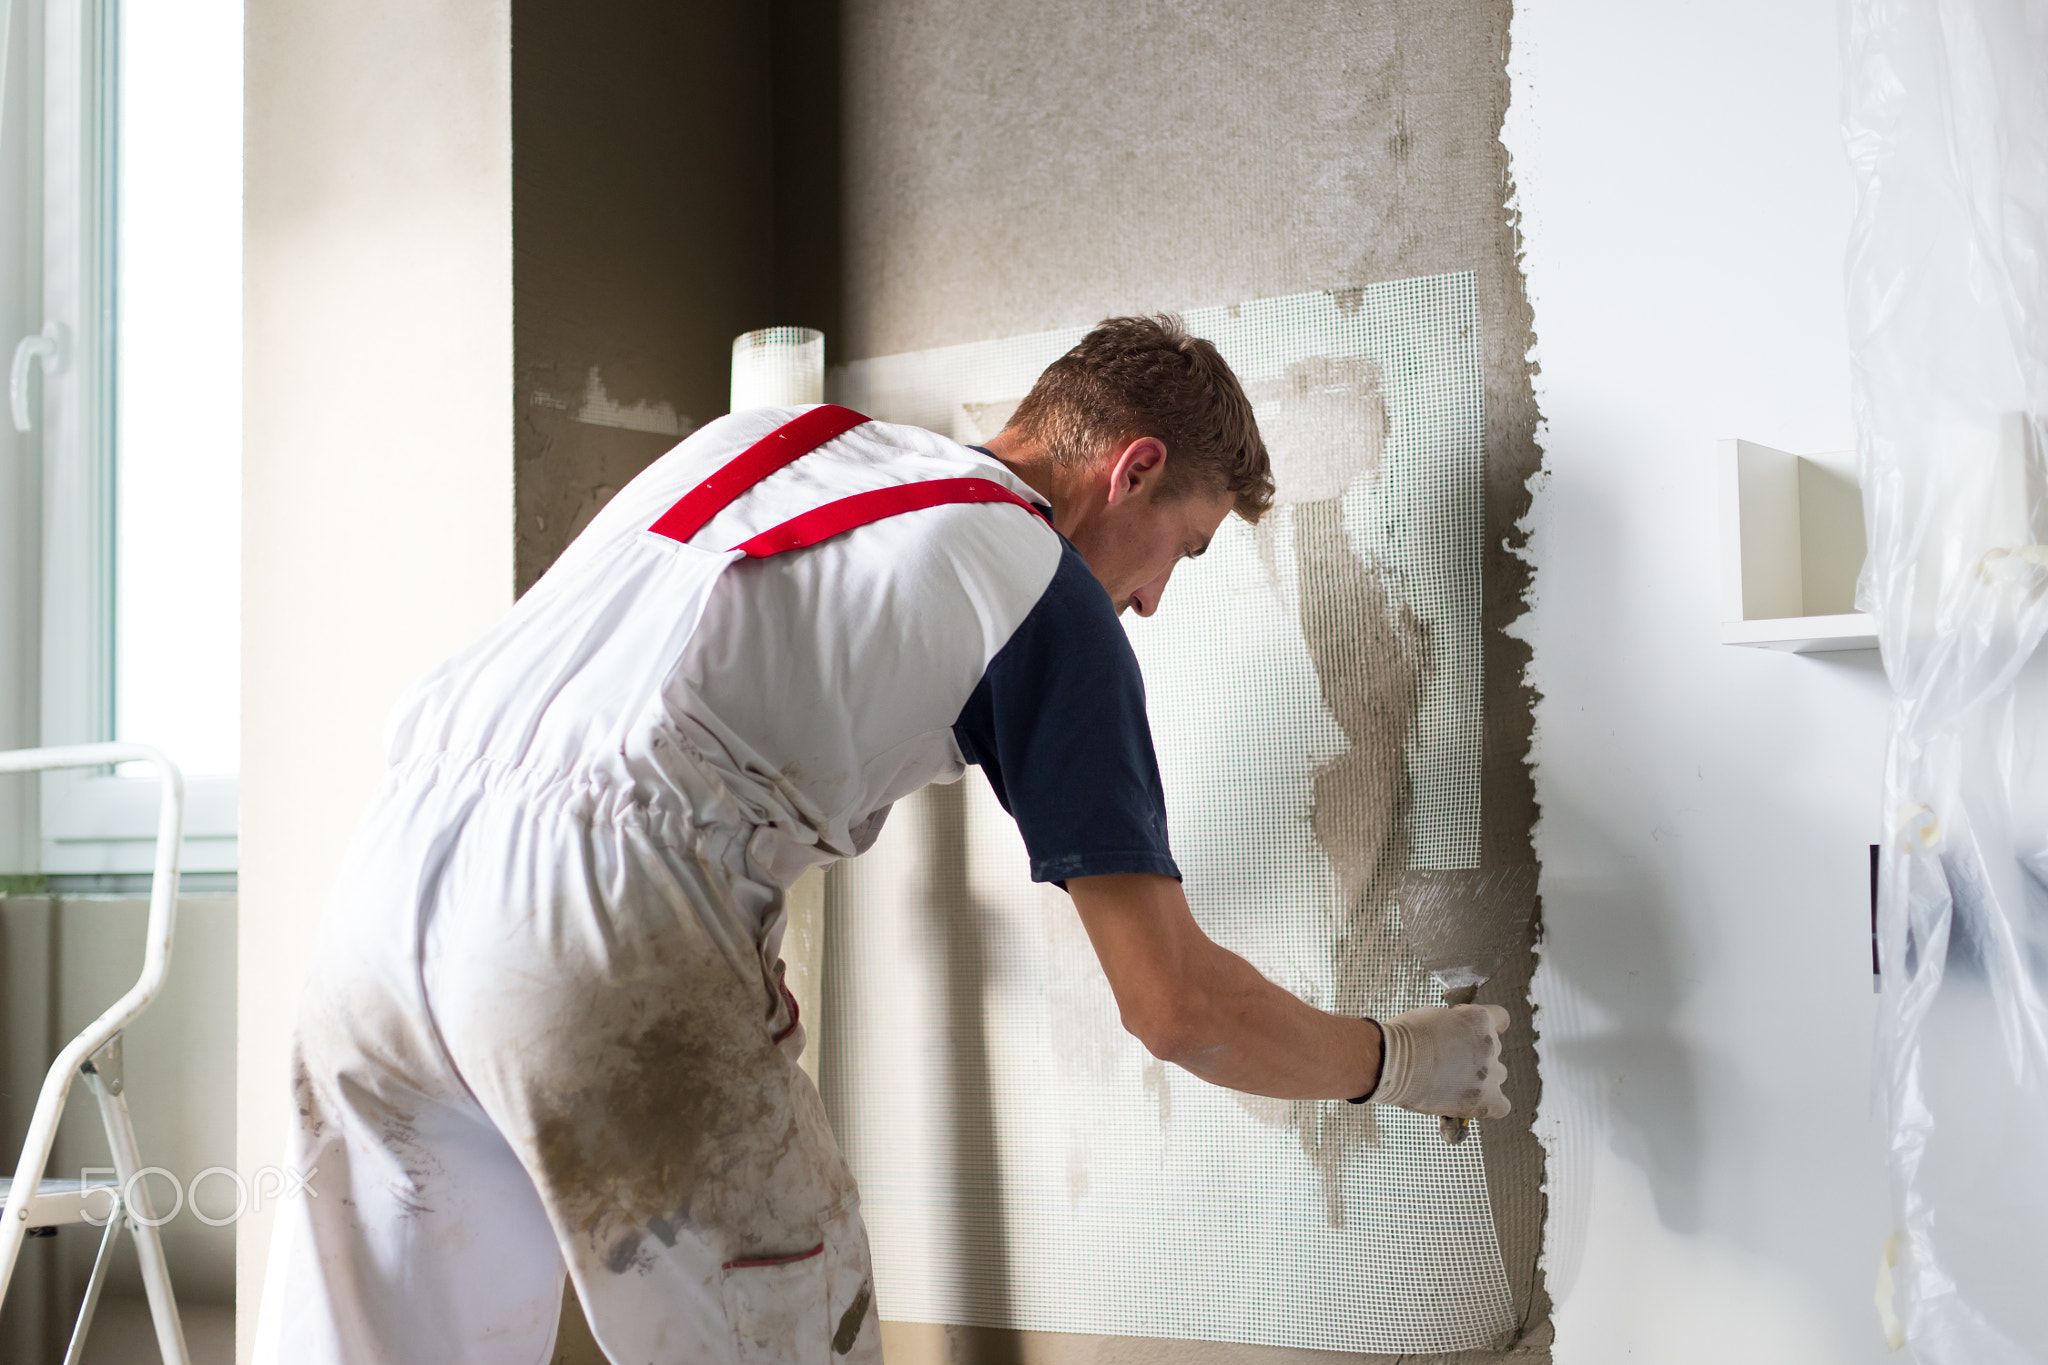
647,404,869,545
647,405,1047,559
730,477,1042,558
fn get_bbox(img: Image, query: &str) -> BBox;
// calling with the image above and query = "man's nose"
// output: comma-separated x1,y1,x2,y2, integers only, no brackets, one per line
1131,563,1175,618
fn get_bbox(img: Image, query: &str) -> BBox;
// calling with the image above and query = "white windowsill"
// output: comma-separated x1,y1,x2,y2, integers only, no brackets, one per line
42,770,237,873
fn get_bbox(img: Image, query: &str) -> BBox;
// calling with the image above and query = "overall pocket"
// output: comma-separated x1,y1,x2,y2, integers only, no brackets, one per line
722,1244,828,1364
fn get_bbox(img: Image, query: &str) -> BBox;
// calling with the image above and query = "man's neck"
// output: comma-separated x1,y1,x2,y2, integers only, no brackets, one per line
982,428,1082,535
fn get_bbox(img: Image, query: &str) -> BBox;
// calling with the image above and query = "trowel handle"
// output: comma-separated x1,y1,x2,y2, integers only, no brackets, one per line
1438,983,1478,1145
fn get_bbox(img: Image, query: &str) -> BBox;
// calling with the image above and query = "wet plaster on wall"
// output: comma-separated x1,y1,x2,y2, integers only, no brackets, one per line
1237,369,1430,1226
1288,502,1430,1216
841,1,1547,1359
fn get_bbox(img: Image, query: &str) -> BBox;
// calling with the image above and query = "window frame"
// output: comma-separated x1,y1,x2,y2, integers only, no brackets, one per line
37,0,236,876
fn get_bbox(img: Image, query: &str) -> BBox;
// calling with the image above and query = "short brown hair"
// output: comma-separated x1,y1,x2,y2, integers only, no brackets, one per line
1007,315,1274,523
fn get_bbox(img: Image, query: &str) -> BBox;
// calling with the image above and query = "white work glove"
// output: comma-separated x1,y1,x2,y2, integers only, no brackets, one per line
1367,1004,1511,1119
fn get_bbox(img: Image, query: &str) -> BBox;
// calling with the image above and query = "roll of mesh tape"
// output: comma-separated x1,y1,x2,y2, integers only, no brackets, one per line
731,326,825,412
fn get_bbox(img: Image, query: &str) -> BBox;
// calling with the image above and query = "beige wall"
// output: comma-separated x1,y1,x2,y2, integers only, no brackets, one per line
239,1,513,1356
52,898,239,1306
0,896,57,1358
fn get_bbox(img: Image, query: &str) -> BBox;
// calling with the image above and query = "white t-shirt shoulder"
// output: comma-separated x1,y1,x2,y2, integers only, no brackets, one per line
390,408,1064,886
658,412,1065,880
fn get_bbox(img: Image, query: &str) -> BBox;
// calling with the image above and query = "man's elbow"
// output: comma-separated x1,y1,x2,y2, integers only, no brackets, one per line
1120,997,1215,1067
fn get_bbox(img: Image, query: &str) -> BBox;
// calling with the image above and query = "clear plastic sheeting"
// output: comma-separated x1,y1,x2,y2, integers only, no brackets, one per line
820,278,1514,1353
1843,2,2048,1359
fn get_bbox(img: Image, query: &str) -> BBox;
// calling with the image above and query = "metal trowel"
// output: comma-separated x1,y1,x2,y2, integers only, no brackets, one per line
1393,865,1539,1145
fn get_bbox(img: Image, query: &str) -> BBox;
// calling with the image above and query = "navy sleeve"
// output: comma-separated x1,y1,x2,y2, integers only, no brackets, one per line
951,539,1181,887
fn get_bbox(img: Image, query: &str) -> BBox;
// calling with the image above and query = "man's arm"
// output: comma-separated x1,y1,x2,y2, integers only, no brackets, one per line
1069,873,1513,1117
1068,872,1382,1101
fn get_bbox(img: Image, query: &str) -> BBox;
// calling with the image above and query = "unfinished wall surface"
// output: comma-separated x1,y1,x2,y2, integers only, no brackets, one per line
1507,2,1896,1360
511,0,768,594
829,285,1509,1355
240,2,513,1357
512,0,845,595
839,2,1545,1359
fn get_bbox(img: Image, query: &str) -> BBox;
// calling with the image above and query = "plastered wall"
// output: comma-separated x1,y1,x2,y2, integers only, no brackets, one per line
239,1,513,1356
1507,2,1895,1361
838,3,1546,1360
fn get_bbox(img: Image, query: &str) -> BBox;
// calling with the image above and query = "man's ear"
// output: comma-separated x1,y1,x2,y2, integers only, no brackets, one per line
1106,436,1168,504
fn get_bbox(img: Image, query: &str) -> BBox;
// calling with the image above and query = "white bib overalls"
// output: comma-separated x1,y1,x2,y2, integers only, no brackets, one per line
254,408,1038,1365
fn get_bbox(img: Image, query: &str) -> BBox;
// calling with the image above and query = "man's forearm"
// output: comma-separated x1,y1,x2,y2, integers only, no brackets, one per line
1167,941,1384,1100
1068,873,1382,1101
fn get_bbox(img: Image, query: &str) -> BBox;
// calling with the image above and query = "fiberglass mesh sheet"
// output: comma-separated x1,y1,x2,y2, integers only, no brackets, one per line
821,274,1510,1354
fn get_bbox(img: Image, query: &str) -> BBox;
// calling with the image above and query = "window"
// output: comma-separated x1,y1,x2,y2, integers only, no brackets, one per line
30,0,242,878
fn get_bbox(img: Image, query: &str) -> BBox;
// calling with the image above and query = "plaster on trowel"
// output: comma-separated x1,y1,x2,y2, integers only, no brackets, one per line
1394,865,1539,1144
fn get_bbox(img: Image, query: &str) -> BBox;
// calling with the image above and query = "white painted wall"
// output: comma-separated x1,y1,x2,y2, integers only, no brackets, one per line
1507,3,1896,1361
239,2,512,1357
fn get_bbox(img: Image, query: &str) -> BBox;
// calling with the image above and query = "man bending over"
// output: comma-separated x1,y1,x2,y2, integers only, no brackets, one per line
256,315,1511,1364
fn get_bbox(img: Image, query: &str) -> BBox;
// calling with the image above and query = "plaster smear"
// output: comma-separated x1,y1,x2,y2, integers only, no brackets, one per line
823,278,1503,1355
1248,357,1388,504
526,366,692,437
1233,499,1431,1225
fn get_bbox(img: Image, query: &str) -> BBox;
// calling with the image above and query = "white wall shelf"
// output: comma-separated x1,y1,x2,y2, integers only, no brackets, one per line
1718,439,1877,653
1719,611,1876,652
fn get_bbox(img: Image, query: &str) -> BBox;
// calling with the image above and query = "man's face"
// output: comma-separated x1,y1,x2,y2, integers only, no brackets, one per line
1063,437,1236,617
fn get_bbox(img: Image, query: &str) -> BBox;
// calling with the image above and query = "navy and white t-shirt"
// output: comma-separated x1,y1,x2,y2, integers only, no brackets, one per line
950,532,1180,886
468,407,1181,890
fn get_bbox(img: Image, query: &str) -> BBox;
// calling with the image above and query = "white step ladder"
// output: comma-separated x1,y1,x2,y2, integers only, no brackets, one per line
0,745,193,1365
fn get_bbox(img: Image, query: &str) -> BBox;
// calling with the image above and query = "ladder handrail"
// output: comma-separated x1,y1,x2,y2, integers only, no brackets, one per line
0,743,185,1309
